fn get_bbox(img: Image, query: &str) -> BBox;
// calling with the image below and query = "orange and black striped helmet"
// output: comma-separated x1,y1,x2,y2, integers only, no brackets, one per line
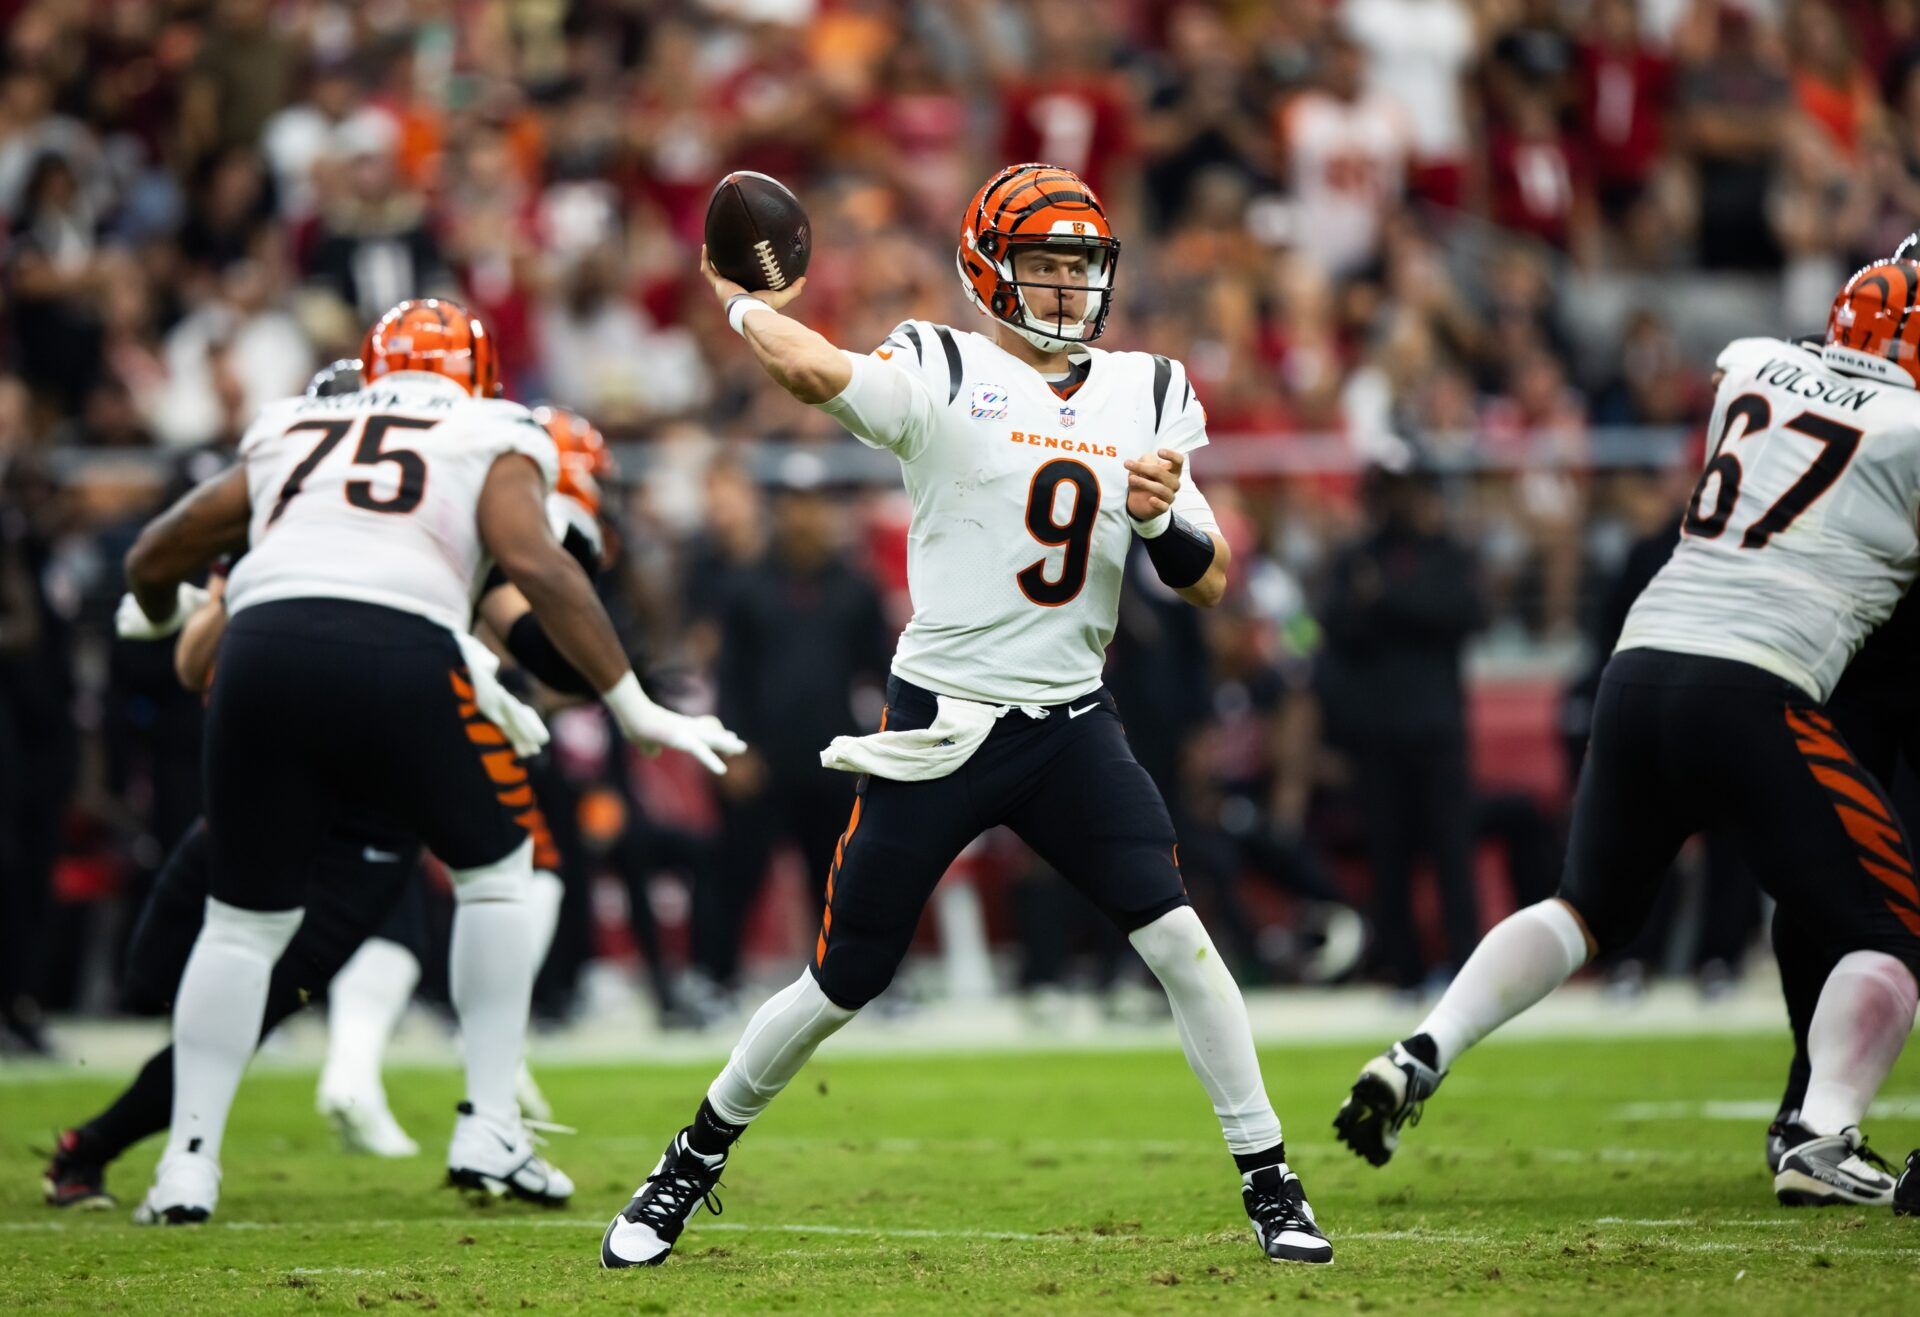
1824,244,1920,389
360,297,501,397
533,404,616,520
956,162,1119,351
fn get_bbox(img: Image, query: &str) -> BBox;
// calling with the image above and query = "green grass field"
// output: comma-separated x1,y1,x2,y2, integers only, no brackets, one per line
2,1036,1916,1313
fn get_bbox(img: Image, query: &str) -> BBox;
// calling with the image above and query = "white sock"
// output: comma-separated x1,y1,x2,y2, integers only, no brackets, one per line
318,937,420,1107
1416,899,1590,1070
1130,906,1283,1157
526,869,564,972
706,970,857,1125
1800,950,1918,1136
165,899,304,1163
449,839,535,1126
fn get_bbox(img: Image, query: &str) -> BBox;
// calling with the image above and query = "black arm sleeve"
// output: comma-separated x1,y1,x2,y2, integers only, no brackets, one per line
1143,513,1217,589
505,611,597,697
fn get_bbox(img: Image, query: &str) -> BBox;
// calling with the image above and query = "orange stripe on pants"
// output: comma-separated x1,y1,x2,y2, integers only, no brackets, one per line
817,795,866,965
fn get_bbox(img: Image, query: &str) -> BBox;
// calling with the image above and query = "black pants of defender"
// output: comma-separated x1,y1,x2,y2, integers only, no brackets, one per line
810,676,1189,1010
1558,650,1920,978
80,818,422,1162
205,599,528,911
1354,739,1480,988
1771,681,1920,1114
699,766,853,987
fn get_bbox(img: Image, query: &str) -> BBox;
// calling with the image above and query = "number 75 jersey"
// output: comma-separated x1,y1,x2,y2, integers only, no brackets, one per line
225,373,559,632
1618,336,1920,700
817,319,1219,706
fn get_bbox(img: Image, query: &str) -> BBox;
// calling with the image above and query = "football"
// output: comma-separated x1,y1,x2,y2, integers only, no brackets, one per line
704,170,811,293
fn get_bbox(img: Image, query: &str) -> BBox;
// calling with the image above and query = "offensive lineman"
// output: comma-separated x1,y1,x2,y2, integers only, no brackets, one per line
600,163,1334,1269
41,390,621,1209
120,300,744,1223
1334,254,1920,1208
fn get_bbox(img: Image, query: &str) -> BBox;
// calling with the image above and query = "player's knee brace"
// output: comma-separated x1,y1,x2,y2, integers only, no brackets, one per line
198,897,305,965
450,837,534,904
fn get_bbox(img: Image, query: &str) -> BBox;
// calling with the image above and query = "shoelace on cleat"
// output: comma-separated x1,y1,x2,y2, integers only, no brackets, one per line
1248,1178,1316,1238
629,1158,724,1229
1853,1137,1896,1176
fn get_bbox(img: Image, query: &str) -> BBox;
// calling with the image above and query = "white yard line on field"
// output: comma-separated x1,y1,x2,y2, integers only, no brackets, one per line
5,1216,1914,1259
1614,1096,1920,1121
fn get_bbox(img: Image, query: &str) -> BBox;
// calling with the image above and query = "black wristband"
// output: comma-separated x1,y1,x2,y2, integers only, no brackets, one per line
1143,513,1216,589
505,611,595,696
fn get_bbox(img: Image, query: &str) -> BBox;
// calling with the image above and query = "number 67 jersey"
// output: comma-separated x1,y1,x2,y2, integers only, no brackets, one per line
225,373,559,632
818,319,1220,706
1618,335,1920,701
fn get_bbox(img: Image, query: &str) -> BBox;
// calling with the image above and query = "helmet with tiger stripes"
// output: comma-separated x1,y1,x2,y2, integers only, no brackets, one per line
533,404,616,520
360,297,502,397
1824,240,1920,389
956,162,1120,352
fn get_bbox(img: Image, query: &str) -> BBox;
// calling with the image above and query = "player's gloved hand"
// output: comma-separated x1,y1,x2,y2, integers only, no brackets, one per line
115,583,211,641
601,672,748,776
453,631,550,758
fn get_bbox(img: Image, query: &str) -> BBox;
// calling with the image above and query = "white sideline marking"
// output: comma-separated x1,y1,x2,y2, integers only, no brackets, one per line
1594,1217,1796,1229
7,1216,1915,1258
1615,1095,1920,1121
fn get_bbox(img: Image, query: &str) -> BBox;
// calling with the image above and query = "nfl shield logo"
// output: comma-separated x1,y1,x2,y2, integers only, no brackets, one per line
969,384,1009,421
1058,404,1076,429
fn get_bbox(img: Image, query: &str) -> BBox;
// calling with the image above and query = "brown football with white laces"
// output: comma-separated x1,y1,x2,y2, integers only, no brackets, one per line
704,171,811,293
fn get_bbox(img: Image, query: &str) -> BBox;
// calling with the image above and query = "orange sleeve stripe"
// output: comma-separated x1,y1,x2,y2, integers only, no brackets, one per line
483,750,527,785
1863,858,1920,908
450,670,475,701
496,784,534,808
466,721,508,746
1785,709,1852,763
1835,803,1913,874
1888,898,1920,940
1810,763,1894,825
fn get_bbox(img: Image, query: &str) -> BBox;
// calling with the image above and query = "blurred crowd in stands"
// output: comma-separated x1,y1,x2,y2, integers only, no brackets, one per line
4,0,1903,1045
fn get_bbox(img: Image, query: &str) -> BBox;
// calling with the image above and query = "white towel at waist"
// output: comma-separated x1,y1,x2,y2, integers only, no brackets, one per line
819,695,1048,782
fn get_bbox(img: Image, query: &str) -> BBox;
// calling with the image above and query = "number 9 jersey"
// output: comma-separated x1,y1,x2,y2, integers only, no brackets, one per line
1618,336,1920,701
225,373,560,632
817,319,1220,706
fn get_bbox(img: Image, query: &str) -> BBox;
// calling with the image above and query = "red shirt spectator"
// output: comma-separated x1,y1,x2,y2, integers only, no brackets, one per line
997,76,1134,197
1576,0,1670,207
1486,97,1586,249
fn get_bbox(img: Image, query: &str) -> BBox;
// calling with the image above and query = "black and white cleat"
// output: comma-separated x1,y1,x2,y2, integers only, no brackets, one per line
132,1148,218,1225
600,1130,725,1269
1893,1150,1920,1217
1764,1108,1799,1176
1333,1038,1444,1167
41,1129,115,1210
1243,1162,1333,1265
446,1102,574,1206
1773,1123,1897,1207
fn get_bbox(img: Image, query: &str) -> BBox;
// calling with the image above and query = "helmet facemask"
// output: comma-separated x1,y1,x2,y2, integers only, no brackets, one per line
993,238,1118,352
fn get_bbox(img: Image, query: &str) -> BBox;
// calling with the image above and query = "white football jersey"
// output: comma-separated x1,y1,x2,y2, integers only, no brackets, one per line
818,319,1218,705
226,372,559,632
1617,336,1920,700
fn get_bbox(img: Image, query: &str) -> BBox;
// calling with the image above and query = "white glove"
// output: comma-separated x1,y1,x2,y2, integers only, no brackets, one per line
453,630,551,758
602,672,747,775
115,583,211,640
